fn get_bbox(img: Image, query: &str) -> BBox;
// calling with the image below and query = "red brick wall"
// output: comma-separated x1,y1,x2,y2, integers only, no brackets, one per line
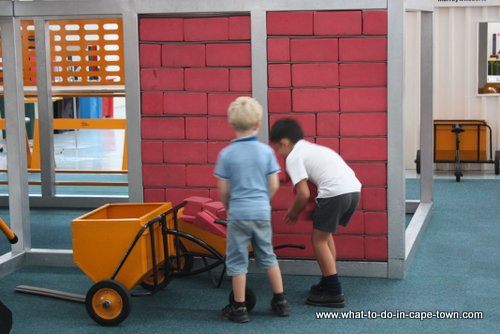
267,10,388,261
139,10,388,261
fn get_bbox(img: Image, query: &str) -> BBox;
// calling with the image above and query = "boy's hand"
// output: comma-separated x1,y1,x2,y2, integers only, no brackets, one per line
284,211,298,224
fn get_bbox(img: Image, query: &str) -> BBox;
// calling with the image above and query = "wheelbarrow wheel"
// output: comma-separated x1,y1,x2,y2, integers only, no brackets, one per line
140,265,171,291
229,287,256,312
85,280,131,326
415,150,421,174
170,252,194,274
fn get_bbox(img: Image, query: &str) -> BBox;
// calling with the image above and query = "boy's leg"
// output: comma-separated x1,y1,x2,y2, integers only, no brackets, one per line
232,274,247,303
266,265,284,294
312,229,336,276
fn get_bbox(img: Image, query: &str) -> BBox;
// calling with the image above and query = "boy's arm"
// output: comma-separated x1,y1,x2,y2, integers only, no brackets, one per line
217,178,230,209
285,179,310,224
268,173,280,199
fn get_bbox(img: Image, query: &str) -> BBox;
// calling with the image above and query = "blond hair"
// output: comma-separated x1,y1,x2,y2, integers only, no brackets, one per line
227,96,263,132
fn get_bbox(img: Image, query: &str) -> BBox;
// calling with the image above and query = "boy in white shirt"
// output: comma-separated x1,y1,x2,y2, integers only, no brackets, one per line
270,118,361,307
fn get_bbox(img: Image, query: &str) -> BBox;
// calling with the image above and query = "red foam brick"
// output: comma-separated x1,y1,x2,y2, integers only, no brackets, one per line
340,88,387,112
271,186,295,210
143,188,166,202
139,44,161,67
268,90,291,113
229,16,251,40
340,138,387,161
314,11,362,36
339,37,387,61
316,113,340,136
268,64,291,88
350,163,387,187
270,114,316,137
164,92,207,115
163,141,207,164
208,142,229,163
140,68,184,91
333,236,365,259
194,211,227,238
267,11,313,36
267,38,290,62
184,17,229,41
229,68,252,92
362,187,387,211
140,18,184,42
339,63,387,87
161,44,206,67
290,38,338,62
186,165,217,187
340,113,387,136
364,212,388,235
183,196,214,216
208,93,249,116
271,211,313,234
166,189,210,206
336,211,364,234
186,117,208,140
142,164,186,187
141,92,163,115
203,201,225,216
292,63,339,87
273,234,314,257
141,117,185,139
207,117,235,140
363,11,388,35
206,43,251,66
141,141,163,163
292,88,339,112
315,138,340,152
185,68,229,92
365,236,388,260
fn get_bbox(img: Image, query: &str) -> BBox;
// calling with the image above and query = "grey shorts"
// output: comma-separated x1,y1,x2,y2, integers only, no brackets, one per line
312,192,361,233
225,220,278,276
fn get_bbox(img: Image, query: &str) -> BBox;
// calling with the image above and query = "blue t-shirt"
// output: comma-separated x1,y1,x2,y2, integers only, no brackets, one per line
214,136,280,221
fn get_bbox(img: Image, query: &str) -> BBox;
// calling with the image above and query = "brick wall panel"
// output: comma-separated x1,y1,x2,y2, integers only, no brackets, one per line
166,188,211,206
139,44,161,67
365,236,388,260
339,37,387,61
186,165,217,187
142,164,186,187
164,92,207,115
163,141,207,164
207,117,234,140
340,88,387,112
290,38,338,62
229,68,252,92
363,11,388,35
333,236,365,259
364,212,388,234
362,187,387,211
350,163,387,187
141,117,185,139
142,141,163,163
336,211,364,234
162,44,206,67
292,88,339,112
339,63,387,87
140,68,184,91
267,11,313,36
144,188,166,202
229,16,251,40
316,113,340,137
268,64,291,88
185,68,229,92
184,17,229,41
186,117,208,140
140,18,184,42
141,92,163,115
314,11,362,35
340,138,387,161
267,38,290,62
340,113,387,136
206,43,251,67
292,63,339,87
208,93,247,116
208,142,229,163
268,90,291,113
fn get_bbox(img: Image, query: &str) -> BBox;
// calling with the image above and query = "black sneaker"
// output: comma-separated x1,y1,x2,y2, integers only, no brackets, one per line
306,291,345,308
222,303,250,323
271,297,290,317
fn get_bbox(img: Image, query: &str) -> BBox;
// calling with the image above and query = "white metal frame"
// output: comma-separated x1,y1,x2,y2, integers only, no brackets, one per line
0,0,434,280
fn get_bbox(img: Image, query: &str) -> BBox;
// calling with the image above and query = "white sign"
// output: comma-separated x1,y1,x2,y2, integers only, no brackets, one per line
436,0,500,7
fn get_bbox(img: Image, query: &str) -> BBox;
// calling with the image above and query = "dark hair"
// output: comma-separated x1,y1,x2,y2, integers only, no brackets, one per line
269,118,304,144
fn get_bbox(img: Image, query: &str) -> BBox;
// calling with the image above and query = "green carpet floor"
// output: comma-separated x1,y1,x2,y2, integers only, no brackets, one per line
0,178,499,333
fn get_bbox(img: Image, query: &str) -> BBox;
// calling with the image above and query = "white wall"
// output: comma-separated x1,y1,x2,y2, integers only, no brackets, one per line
404,6,500,170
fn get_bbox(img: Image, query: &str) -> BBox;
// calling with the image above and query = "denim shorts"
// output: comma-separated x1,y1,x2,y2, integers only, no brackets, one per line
225,220,278,276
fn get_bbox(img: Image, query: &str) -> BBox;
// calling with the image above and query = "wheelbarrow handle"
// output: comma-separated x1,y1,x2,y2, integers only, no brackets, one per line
214,219,227,226
273,244,306,250
0,217,18,244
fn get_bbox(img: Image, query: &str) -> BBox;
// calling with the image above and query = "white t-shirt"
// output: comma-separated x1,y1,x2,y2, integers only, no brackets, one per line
286,140,361,198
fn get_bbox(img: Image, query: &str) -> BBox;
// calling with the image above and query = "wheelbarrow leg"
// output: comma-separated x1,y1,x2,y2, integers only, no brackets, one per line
452,124,464,182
